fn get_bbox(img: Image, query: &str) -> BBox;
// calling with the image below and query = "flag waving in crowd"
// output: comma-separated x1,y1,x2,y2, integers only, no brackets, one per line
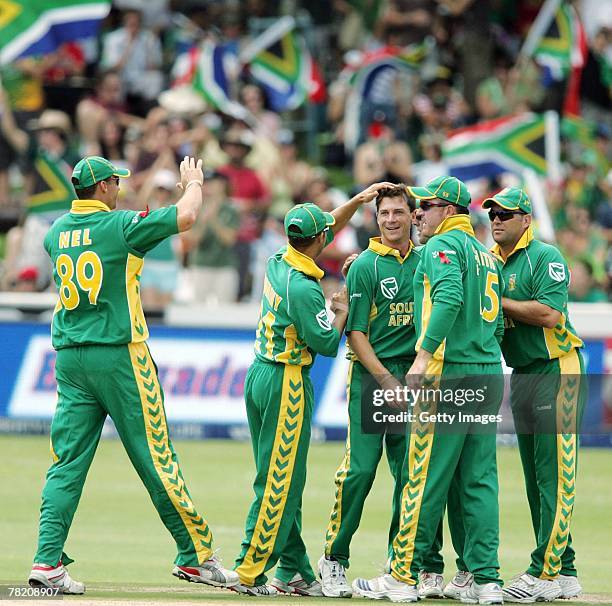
0,0,110,64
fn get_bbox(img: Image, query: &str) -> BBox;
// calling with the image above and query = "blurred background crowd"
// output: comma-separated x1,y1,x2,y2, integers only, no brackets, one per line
0,0,610,309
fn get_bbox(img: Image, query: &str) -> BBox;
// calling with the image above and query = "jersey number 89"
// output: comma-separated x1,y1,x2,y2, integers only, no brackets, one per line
56,252,103,310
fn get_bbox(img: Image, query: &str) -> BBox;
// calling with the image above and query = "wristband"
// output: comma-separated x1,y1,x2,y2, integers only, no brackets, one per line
185,179,203,190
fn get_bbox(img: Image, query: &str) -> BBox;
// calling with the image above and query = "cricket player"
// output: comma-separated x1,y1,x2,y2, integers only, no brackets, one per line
28,156,239,594
483,187,585,603
352,175,505,604
232,183,393,596
318,185,419,598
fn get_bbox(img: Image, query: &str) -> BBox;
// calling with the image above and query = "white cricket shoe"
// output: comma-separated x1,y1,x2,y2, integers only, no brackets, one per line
459,582,503,604
172,555,239,587
352,574,419,602
445,571,475,599
418,571,445,598
271,573,324,596
318,555,352,598
502,573,562,603
28,562,85,594
557,575,582,599
230,583,280,596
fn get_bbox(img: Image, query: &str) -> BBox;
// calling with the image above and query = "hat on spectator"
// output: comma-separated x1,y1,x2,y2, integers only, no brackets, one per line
285,203,335,239
408,175,471,208
29,110,72,136
72,156,131,189
482,186,532,214
152,169,177,191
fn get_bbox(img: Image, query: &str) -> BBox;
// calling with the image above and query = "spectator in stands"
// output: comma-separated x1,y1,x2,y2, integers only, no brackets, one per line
568,257,609,303
412,133,447,185
240,83,282,141
218,128,269,301
76,69,141,156
182,170,240,304
101,9,164,115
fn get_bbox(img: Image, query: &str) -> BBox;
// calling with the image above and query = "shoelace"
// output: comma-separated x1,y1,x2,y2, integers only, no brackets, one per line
421,573,440,587
327,560,346,582
455,571,472,584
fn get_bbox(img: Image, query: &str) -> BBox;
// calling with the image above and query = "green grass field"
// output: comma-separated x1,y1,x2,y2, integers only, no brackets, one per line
0,436,610,605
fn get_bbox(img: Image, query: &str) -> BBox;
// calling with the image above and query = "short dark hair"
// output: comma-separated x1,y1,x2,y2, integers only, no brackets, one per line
452,204,470,215
288,231,320,251
375,184,415,212
72,178,98,200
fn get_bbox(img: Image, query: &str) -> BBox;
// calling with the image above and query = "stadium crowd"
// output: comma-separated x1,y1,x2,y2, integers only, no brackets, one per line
0,0,610,306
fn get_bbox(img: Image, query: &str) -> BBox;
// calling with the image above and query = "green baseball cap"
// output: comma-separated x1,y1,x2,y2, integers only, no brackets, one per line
284,202,335,239
482,186,532,214
71,156,131,189
407,175,471,208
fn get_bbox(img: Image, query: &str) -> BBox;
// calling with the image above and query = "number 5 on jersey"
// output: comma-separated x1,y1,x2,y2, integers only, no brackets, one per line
481,270,500,322
56,252,103,310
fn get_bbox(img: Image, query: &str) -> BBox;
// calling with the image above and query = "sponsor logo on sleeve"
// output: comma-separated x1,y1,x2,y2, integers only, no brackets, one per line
548,262,566,282
316,309,332,330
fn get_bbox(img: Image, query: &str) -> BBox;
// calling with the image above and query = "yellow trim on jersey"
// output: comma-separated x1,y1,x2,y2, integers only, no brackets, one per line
490,225,534,262
541,349,580,579
391,356,442,584
126,253,149,342
128,342,213,564
415,275,446,361
283,245,324,280
368,237,414,263
235,365,306,585
433,215,474,237
324,361,354,554
543,313,583,359
70,199,111,214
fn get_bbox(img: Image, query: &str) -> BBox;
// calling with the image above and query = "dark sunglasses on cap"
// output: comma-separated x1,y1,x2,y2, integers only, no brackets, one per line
419,200,451,211
488,209,526,222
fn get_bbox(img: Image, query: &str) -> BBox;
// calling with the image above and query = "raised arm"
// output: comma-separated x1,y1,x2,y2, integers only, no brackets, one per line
0,84,28,154
176,156,204,232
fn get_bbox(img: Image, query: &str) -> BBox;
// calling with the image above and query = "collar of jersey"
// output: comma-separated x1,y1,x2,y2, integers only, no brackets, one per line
71,199,111,214
283,244,324,279
490,225,534,262
434,215,475,237
368,237,413,263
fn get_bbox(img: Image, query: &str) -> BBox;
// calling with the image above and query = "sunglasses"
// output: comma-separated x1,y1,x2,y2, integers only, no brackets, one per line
488,209,525,222
106,176,120,185
419,200,451,211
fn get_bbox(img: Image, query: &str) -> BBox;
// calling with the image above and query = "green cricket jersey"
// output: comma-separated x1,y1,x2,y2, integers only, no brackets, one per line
346,237,420,360
44,199,179,349
491,226,583,369
414,215,504,364
253,234,342,367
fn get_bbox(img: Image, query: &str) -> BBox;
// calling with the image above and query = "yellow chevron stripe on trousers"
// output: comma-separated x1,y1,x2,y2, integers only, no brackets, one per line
541,349,580,579
391,358,443,584
128,342,213,564
324,361,354,553
235,365,305,585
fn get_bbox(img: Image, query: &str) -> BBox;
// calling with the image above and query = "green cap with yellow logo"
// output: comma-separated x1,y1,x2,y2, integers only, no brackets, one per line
284,202,335,239
407,175,471,208
482,186,532,214
71,156,131,189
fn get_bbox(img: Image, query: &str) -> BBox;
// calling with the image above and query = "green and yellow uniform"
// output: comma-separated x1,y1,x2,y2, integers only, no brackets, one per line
324,238,419,568
485,187,585,581
34,157,215,569
391,177,505,588
234,204,342,587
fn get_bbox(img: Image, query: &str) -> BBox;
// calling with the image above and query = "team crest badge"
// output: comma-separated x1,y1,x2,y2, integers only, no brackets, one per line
548,262,566,282
316,309,331,330
380,277,399,300
508,273,517,291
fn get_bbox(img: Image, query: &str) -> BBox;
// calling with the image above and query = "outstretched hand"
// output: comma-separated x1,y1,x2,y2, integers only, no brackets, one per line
354,181,397,205
177,156,204,191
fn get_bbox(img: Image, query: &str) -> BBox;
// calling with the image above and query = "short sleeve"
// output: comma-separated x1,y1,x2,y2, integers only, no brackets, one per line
345,257,374,334
289,278,341,358
122,206,179,255
532,246,569,313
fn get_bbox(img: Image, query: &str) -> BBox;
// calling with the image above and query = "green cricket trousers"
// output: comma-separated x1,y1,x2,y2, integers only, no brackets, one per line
510,348,586,580
324,359,411,568
34,342,213,567
390,360,504,586
234,360,315,587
